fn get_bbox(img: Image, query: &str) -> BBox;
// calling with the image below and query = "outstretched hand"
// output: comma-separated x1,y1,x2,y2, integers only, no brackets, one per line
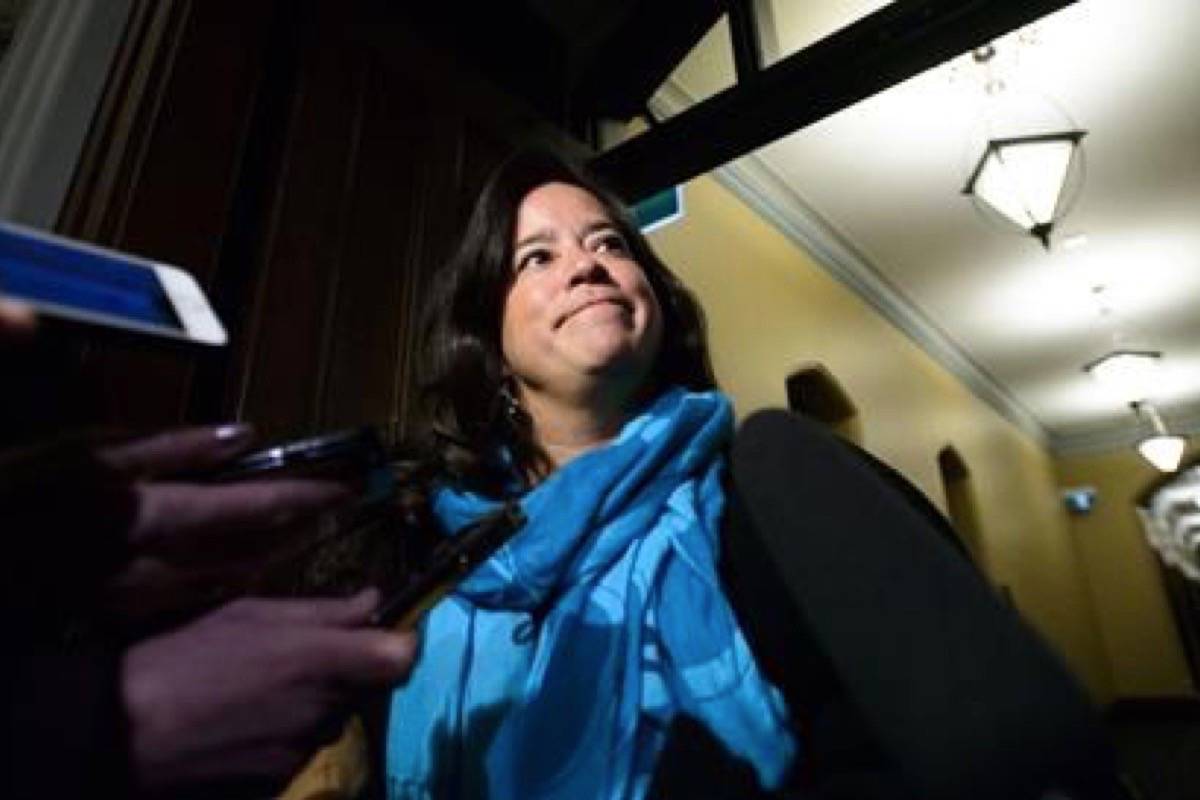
123,589,418,797
96,425,359,624
98,424,350,551
2,424,356,625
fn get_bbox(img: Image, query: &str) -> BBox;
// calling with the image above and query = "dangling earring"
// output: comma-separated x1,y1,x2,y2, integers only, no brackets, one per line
499,379,522,424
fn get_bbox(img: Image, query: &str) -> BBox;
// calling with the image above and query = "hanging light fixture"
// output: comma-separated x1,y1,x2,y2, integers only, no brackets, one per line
1083,350,1162,404
963,131,1086,248
961,44,1086,250
1132,402,1188,473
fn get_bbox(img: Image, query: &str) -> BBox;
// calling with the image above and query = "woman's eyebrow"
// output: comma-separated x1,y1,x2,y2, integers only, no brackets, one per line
515,220,615,252
580,220,618,238
515,229,555,251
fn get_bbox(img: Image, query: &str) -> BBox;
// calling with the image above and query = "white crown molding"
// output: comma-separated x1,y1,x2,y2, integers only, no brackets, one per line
649,79,1051,448
1051,404,1200,457
0,0,132,227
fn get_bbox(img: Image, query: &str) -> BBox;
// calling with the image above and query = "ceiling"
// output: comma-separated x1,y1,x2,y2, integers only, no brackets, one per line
649,0,1200,453
402,1,725,133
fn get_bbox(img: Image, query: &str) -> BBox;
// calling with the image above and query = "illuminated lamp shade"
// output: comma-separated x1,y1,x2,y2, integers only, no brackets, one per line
963,131,1086,249
1083,350,1161,404
1132,401,1188,473
1138,435,1187,473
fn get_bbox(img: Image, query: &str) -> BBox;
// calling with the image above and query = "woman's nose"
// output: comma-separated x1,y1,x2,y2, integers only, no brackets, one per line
566,253,613,288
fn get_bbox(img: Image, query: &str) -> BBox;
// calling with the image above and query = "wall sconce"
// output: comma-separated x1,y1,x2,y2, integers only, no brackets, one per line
1132,401,1188,473
1083,350,1161,404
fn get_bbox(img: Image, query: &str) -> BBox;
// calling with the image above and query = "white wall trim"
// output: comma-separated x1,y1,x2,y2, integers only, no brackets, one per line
1051,405,1200,457
649,79,1051,448
0,0,133,228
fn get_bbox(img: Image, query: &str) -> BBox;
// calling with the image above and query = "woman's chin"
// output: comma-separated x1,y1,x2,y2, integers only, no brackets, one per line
574,357,658,408
565,320,656,365
568,339,647,376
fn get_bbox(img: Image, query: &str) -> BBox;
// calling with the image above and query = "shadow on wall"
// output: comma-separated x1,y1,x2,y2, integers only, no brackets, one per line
937,444,991,579
785,363,861,444
785,362,998,587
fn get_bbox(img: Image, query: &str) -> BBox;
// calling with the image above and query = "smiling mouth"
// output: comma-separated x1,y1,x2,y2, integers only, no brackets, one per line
559,298,632,327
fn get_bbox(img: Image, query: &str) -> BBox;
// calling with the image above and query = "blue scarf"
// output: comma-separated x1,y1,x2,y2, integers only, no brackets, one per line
386,389,796,799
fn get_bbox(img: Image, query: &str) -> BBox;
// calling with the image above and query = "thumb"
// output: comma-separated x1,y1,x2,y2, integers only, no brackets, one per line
315,628,420,686
0,297,37,341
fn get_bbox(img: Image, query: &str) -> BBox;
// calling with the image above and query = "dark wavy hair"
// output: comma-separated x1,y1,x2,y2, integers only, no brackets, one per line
419,150,716,492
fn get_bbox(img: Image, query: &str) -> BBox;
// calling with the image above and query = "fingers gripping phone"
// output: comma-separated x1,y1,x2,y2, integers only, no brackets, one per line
212,427,393,495
214,428,526,629
0,220,227,345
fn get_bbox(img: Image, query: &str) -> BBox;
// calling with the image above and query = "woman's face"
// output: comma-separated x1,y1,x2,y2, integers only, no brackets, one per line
501,182,663,408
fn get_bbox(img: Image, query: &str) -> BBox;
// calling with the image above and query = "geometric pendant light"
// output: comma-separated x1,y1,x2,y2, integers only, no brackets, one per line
1083,350,1161,404
963,131,1086,249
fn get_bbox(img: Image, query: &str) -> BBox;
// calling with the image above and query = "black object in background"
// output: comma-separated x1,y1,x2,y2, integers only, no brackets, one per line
208,427,388,486
721,410,1122,800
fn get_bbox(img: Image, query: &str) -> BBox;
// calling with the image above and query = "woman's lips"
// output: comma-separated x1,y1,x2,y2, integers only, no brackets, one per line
558,297,632,327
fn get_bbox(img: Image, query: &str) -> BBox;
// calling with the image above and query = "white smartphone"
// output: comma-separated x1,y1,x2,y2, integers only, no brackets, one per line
0,220,227,346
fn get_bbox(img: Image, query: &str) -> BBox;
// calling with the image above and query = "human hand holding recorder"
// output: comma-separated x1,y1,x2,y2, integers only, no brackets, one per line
1,398,419,797
3,235,429,797
6,423,358,619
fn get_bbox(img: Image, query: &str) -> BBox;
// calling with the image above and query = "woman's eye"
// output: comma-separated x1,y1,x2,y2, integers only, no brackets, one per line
594,233,629,255
516,249,552,272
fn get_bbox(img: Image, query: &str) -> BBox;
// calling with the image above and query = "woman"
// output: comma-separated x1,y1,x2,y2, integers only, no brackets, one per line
385,151,797,799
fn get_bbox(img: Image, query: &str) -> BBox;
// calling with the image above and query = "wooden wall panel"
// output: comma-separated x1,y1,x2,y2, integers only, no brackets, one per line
55,0,282,431
229,22,372,437
45,0,581,446
314,65,439,439
225,1,535,444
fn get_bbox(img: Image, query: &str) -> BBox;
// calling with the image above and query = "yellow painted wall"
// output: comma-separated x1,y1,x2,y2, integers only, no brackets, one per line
1055,445,1198,698
649,176,1115,702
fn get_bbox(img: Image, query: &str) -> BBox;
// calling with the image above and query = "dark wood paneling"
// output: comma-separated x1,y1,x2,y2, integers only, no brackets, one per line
229,12,372,438
222,1,564,443
313,62,425,435
53,0,580,445
229,8,515,442
57,0,282,430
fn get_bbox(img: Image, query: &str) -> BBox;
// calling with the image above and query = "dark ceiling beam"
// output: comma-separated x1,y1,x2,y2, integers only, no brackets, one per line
727,0,763,83
589,0,1078,201
571,0,726,121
